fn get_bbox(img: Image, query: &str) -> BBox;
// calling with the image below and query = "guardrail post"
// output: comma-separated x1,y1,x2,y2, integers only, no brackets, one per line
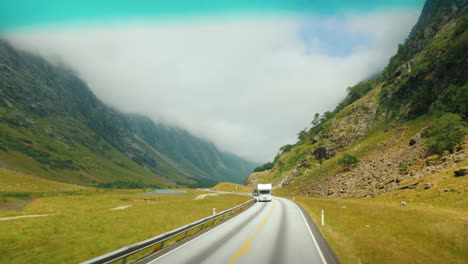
122,257,127,264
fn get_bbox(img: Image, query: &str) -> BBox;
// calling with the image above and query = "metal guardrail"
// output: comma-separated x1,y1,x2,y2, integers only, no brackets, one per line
81,198,256,264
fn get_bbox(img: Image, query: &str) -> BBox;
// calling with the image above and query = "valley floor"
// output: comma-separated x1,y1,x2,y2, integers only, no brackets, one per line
0,185,249,264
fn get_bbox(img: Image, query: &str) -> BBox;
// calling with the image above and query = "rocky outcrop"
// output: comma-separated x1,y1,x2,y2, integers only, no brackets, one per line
454,166,468,177
302,133,466,198
406,0,467,51
327,96,381,149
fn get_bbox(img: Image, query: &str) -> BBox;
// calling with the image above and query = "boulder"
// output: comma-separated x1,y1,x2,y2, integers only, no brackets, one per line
399,180,419,189
313,146,335,160
454,166,468,177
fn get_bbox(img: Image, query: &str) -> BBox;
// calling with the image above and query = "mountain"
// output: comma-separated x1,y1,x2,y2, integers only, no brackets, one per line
246,0,467,197
0,40,256,187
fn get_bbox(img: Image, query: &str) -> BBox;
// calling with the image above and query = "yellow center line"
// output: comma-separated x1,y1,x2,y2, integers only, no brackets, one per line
256,218,267,230
267,208,273,216
229,202,276,263
229,235,253,264
242,241,252,256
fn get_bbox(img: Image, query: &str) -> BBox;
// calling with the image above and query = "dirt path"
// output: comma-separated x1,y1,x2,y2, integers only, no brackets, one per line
0,213,57,221
194,193,217,200
110,205,133,210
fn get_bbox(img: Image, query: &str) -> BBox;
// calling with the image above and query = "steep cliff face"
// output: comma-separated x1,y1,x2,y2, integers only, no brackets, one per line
0,40,255,187
246,0,467,197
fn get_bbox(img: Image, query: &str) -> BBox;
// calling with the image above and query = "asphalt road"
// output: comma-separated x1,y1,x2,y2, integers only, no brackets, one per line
141,197,339,264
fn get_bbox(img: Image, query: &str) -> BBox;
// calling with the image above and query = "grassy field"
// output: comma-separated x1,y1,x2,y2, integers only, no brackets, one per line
292,161,468,264
0,186,249,264
0,168,91,193
211,182,253,193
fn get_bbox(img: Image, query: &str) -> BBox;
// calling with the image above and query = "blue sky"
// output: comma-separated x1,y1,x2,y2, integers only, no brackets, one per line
2,0,424,32
3,1,425,162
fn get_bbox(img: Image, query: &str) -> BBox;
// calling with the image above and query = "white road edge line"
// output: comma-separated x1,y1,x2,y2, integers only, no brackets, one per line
146,202,258,264
285,198,328,264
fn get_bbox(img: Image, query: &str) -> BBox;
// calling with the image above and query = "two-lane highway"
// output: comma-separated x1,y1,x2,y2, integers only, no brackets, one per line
141,197,338,264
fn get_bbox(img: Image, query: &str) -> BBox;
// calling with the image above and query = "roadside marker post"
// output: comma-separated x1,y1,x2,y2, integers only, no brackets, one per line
213,208,216,215
321,210,324,226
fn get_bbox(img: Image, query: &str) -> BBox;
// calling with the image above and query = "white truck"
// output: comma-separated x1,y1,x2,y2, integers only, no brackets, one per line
256,184,272,202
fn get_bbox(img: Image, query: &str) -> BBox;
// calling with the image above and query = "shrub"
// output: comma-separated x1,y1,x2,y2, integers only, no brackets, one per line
253,162,274,172
399,162,409,173
426,113,466,155
337,153,359,167
279,144,293,154
434,84,468,119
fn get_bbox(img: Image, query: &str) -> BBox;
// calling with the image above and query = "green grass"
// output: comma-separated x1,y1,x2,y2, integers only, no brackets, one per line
291,162,468,264
0,168,90,193
211,182,253,193
0,189,250,264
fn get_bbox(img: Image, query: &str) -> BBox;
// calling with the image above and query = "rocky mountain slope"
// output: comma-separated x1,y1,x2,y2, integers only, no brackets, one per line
0,40,255,187
246,0,467,197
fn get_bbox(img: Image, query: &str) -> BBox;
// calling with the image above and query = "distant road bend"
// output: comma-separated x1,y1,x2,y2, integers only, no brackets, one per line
141,197,339,264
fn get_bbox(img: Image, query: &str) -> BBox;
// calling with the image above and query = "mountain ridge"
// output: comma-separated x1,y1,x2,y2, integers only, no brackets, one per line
0,40,256,187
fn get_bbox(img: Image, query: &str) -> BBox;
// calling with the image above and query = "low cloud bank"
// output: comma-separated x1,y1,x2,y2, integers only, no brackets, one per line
7,11,419,162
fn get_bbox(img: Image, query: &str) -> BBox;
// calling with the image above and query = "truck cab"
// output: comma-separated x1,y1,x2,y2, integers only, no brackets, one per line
257,184,272,202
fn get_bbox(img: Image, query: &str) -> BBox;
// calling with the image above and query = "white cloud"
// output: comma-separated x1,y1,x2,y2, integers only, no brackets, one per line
6,10,420,162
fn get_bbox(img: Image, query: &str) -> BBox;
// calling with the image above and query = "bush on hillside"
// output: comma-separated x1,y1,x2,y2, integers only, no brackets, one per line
434,84,468,120
337,153,359,168
96,180,159,189
426,113,466,155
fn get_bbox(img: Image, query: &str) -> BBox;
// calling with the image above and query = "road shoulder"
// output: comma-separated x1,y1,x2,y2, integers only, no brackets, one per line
292,200,341,264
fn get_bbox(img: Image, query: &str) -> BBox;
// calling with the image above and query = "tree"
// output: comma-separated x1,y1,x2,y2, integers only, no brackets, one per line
321,111,334,122
337,153,359,168
434,84,468,119
279,144,293,154
253,162,274,172
311,113,321,127
297,128,308,141
426,113,466,155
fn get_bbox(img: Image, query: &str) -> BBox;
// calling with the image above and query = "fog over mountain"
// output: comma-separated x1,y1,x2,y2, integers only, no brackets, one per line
6,11,420,162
